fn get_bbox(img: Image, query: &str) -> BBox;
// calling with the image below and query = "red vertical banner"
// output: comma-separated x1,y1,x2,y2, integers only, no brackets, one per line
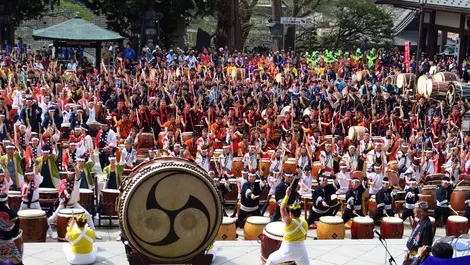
404,41,410,73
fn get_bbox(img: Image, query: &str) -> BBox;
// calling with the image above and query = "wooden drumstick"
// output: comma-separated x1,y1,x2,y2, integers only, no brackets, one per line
418,194,431,197
455,179,464,187
384,211,390,218
449,206,459,216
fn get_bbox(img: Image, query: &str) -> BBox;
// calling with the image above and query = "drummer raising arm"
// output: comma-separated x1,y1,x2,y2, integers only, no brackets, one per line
0,168,12,193
265,187,310,265
342,177,367,223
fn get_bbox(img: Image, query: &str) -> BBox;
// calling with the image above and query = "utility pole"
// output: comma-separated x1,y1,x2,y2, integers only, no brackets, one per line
271,0,283,51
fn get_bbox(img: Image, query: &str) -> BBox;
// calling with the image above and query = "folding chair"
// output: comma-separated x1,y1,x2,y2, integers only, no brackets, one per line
454,234,470,257
433,235,455,247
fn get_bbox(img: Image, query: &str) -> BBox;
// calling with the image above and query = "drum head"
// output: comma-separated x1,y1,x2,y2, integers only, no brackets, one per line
79,189,93,194
18,209,46,218
246,216,270,225
222,217,236,225
448,215,468,223
102,189,120,194
58,209,85,216
8,191,21,196
38,188,57,193
353,216,373,224
263,221,285,240
320,216,343,224
383,217,403,224
119,158,222,263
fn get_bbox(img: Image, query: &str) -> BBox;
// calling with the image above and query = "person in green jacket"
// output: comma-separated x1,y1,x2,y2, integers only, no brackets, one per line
33,145,60,188
103,156,124,190
0,144,24,190
77,157,95,190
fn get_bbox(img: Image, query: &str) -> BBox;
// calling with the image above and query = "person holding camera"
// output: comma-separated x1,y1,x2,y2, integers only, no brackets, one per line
404,242,454,265
405,201,434,261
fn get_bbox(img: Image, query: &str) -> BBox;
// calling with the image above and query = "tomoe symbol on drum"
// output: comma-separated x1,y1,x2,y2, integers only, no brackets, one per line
132,175,211,246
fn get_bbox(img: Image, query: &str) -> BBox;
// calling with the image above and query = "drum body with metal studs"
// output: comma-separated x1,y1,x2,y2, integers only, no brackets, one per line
445,215,469,238
79,188,94,215
18,209,48,242
380,217,404,239
216,217,237,241
244,216,270,240
57,208,85,241
317,216,345,240
351,216,374,239
8,191,22,212
260,221,295,265
101,189,120,216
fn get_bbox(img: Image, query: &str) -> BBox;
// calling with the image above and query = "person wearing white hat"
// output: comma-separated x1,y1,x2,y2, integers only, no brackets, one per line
120,139,138,168
237,171,265,228
418,149,436,176
402,178,420,221
367,163,384,196
366,141,387,173
25,137,42,169
341,145,358,172
169,143,184,158
96,122,117,170
218,143,233,176
335,163,351,195
76,156,95,190
434,176,456,226
296,145,312,197
0,144,23,190
103,156,124,190
62,141,79,171
243,144,258,173
373,176,395,225
196,146,211,172
403,160,421,189
14,123,31,153
0,169,12,193
307,175,340,226
49,169,101,239
319,143,334,177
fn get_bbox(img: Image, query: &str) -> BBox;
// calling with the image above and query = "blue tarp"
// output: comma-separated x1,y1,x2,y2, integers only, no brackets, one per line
422,256,470,265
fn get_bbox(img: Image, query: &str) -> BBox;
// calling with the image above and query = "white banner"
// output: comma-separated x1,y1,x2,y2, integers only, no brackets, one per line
280,17,307,25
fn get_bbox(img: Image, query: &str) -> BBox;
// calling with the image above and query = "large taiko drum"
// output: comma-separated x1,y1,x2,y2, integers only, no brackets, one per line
244,216,270,240
380,217,404,239
259,158,270,177
412,217,436,237
417,75,434,95
87,121,101,138
351,216,374,239
216,217,237,241
445,215,469,238
317,216,345,240
283,158,297,174
433,72,459,82
261,222,295,265
101,189,120,216
232,157,244,178
13,229,24,258
8,191,22,212
396,73,416,89
312,162,322,179
450,187,470,213
368,195,377,217
39,188,58,217
421,185,437,211
18,209,47,242
57,208,85,241
348,126,367,142
79,188,94,215
118,158,223,263
136,132,155,149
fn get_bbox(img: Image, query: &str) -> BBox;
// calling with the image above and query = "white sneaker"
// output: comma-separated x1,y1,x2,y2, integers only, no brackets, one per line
47,228,58,239
95,234,103,240
116,235,121,241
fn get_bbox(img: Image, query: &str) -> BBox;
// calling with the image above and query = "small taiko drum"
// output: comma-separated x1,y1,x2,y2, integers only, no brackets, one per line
421,185,437,211
380,217,404,239
79,188,94,215
232,157,244,178
87,121,101,138
216,217,237,241
101,189,120,216
259,158,270,178
283,158,297,174
450,187,470,213
269,198,277,218
8,191,22,212
387,160,398,172
368,195,377,217
136,132,155,149
61,123,71,140
213,149,223,158
261,221,295,265
351,216,374,239
244,216,270,240
317,216,345,240
351,171,364,181
57,208,85,241
445,215,469,238
312,162,322,178
181,132,192,143
13,229,24,258
412,217,436,237
224,179,238,203
18,209,48,242
39,188,58,217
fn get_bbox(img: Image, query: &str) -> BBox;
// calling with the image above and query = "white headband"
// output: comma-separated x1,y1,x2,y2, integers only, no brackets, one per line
0,196,7,202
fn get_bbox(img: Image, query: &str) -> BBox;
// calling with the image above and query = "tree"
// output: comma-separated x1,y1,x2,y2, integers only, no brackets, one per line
2,0,60,27
319,0,394,49
80,0,216,48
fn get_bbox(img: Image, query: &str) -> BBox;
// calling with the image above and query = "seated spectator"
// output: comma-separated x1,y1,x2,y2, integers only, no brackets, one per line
406,242,454,265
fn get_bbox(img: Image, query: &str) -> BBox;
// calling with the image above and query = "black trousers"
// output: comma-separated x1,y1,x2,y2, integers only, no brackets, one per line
401,208,415,221
307,208,336,225
270,205,282,222
99,152,110,170
342,208,364,223
434,206,451,226
237,208,261,228
373,208,395,225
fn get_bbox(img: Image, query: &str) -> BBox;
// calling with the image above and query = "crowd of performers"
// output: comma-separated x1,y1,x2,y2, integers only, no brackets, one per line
0,45,469,265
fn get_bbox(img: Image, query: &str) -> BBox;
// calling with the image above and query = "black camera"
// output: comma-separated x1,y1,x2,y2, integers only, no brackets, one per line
426,246,432,253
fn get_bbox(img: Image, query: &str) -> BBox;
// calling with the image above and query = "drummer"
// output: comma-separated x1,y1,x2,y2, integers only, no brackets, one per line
341,145,358,172
271,170,300,222
319,143,334,178
418,149,436,176
405,201,434,261
196,146,211,172
19,169,56,238
0,144,23,190
237,172,265,228
0,192,22,265
243,145,258,174
0,169,12,193
372,177,395,225
336,163,351,195
367,142,387,173
95,122,117,171
434,176,455,226
119,139,138,169
218,143,233,176
76,157,95,190
25,137,41,169
368,163,384,196
403,161,420,188
48,169,101,240
307,175,339,226
62,141,79,170
401,178,420,221
342,177,368,223
34,145,60,189
170,143,184,158
103,156,124,190
230,168,249,218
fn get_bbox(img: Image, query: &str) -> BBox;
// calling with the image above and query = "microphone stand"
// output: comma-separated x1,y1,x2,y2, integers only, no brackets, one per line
377,235,397,265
